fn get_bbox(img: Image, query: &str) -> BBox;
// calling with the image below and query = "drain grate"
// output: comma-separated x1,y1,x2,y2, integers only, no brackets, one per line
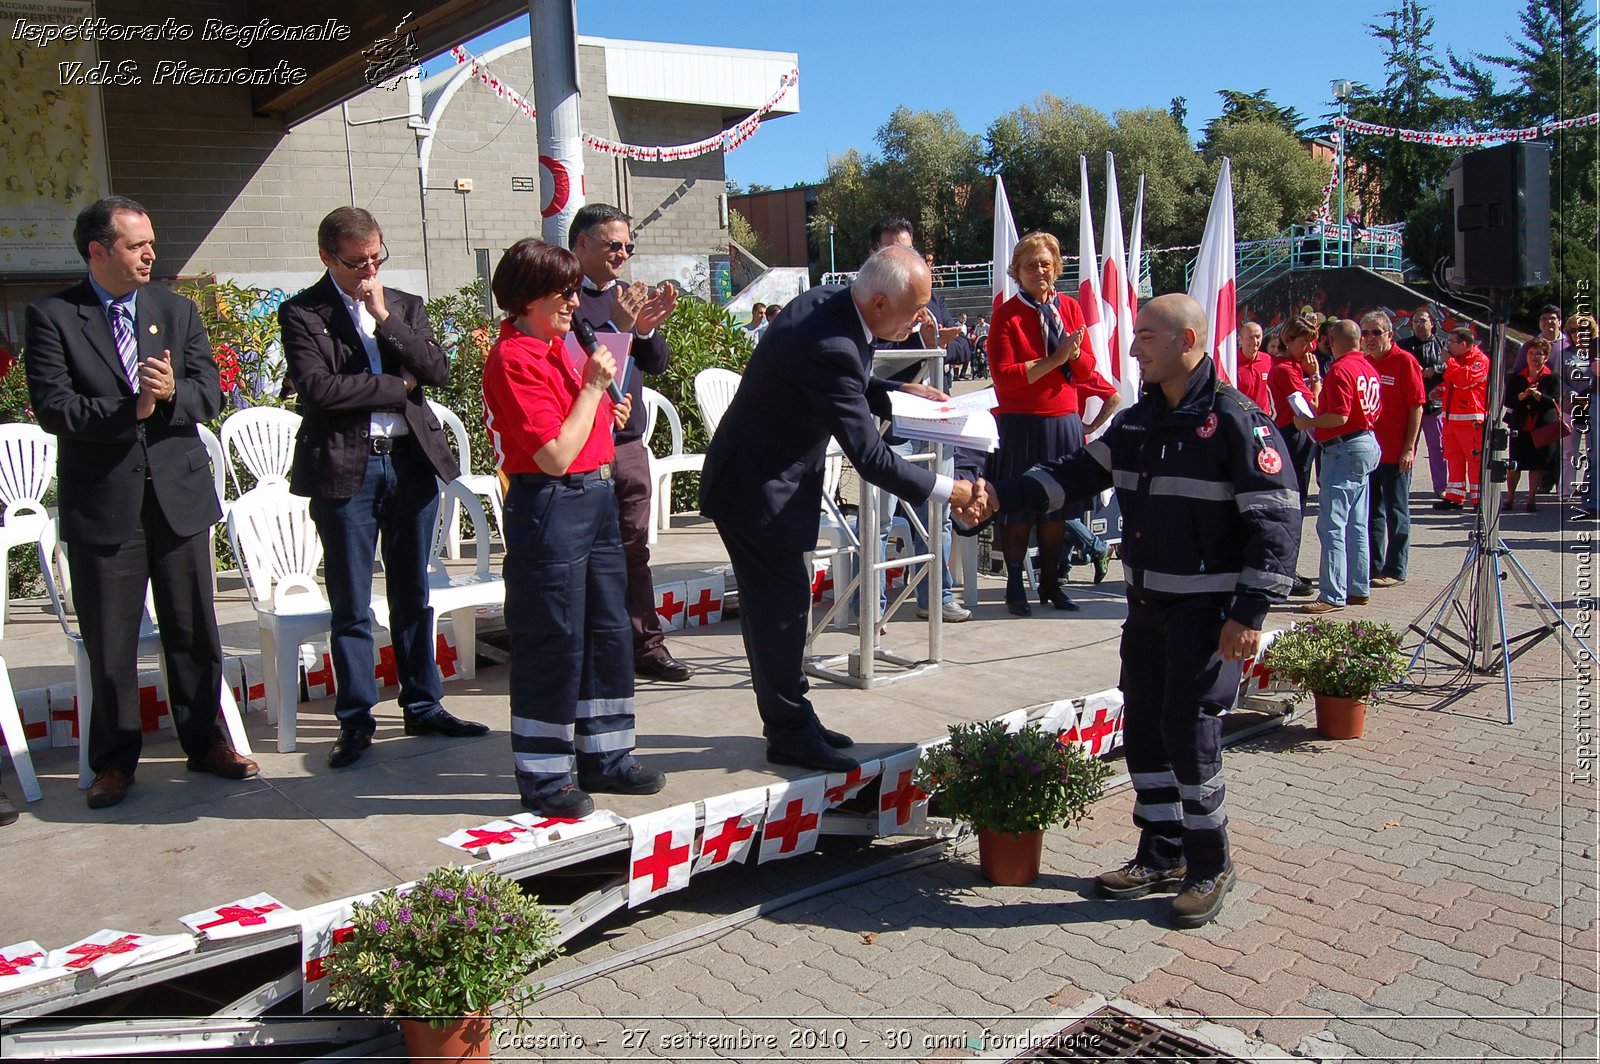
1004,1005,1248,1062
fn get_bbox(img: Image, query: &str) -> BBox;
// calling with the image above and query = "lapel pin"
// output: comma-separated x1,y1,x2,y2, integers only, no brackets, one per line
148,324,158,334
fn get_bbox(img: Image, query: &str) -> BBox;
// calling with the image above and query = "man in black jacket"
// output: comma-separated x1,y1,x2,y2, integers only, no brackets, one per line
702,248,977,773
961,293,1300,928
25,196,256,808
280,207,487,769
1400,305,1448,497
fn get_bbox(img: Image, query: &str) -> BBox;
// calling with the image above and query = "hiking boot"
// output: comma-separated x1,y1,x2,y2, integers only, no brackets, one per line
578,763,667,795
1289,576,1316,597
521,785,594,818
1095,859,1188,900
1170,864,1237,928
1092,547,1112,585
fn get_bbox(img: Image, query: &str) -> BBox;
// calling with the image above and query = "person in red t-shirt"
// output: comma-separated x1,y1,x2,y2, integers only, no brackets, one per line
1266,316,1323,596
482,238,666,817
1294,320,1381,613
1360,312,1425,586
1234,322,1274,413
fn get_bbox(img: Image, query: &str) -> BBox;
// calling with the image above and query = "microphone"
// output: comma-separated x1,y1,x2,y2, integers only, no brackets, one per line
573,320,626,404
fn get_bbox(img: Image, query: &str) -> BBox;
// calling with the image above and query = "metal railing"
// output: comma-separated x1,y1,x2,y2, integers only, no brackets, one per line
1184,223,1406,293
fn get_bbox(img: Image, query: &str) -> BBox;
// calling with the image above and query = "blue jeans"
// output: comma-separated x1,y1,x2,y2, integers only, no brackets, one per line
1367,462,1412,580
1061,518,1107,569
309,446,444,730
1316,432,1380,604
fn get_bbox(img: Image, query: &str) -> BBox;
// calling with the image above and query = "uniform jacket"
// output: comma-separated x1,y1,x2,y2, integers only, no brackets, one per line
24,280,222,545
279,274,460,499
1439,345,1490,421
699,285,937,553
995,355,1301,630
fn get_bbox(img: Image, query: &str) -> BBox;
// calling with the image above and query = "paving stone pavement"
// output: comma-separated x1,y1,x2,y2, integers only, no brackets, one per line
506,494,1598,1062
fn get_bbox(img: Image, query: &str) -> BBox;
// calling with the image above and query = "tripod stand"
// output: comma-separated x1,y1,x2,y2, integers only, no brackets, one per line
1405,289,1597,723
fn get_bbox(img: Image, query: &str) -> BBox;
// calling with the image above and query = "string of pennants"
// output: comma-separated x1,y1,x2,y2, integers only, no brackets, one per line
1333,111,1600,148
448,45,798,161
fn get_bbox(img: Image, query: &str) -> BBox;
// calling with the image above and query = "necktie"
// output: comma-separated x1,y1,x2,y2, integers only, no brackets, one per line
109,303,140,393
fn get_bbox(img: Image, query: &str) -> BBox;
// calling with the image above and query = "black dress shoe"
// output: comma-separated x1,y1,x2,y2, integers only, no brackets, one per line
1040,586,1081,611
1290,576,1317,597
635,654,694,682
578,763,667,795
328,728,373,769
1006,596,1033,617
767,735,859,773
0,789,18,827
817,726,854,749
403,707,490,738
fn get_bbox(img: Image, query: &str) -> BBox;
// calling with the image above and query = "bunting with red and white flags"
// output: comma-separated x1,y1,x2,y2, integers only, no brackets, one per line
180,893,298,940
627,803,699,907
47,929,195,979
759,778,826,863
1189,158,1238,385
1101,153,1138,410
992,173,1020,314
877,747,930,835
696,786,768,873
824,758,881,809
1077,157,1109,365
0,941,69,994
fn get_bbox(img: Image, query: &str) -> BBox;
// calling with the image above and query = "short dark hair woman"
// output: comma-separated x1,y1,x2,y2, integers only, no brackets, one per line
482,238,666,815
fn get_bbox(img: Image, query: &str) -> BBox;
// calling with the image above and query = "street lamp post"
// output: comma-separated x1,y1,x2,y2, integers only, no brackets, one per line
1331,79,1353,269
828,224,836,275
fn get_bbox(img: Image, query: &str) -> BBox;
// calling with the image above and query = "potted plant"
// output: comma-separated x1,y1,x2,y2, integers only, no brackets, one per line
916,719,1112,885
325,865,561,1062
1263,617,1408,738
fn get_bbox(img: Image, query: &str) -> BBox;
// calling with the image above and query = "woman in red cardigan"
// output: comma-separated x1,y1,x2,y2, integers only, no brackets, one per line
987,231,1101,615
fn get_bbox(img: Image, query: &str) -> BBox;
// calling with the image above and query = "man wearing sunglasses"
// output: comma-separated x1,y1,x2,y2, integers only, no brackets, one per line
569,203,694,683
280,207,489,770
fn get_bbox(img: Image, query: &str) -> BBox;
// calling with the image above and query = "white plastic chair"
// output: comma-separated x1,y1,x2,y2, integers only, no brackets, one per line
0,655,41,803
227,484,330,754
640,388,705,541
219,407,300,495
0,424,55,637
693,368,741,439
38,524,252,787
197,424,228,594
426,399,504,560
407,481,503,681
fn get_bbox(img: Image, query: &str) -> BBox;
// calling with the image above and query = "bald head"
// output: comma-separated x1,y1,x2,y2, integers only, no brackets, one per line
853,245,932,342
1143,293,1208,345
1131,293,1210,405
1329,319,1361,357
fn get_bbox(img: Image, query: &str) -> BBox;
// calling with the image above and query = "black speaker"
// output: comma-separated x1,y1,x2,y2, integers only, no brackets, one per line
1446,142,1552,289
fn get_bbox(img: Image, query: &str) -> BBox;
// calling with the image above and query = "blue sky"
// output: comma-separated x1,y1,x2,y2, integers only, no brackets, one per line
440,1,1531,189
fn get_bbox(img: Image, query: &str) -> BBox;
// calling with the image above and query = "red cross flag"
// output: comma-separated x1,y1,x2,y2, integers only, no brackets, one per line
627,802,699,908
508,808,626,845
1239,628,1284,698
811,561,834,603
48,929,195,979
823,758,881,809
304,647,337,701
1036,697,1079,736
684,574,725,627
654,581,689,631
696,786,767,873
180,893,298,940
1064,689,1124,757
992,173,1019,314
1188,157,1238,386
300,890,386,1011
758,777,826,864
877,748,930,835
0,940,69,994
438,819,539,860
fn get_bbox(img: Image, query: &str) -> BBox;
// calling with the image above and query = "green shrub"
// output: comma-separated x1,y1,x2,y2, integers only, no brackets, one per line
916,719,1112,835
653,296,754,513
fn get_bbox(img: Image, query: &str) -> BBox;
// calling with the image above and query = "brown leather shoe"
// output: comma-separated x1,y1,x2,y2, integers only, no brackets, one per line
186,741,259,781
86,769,134,809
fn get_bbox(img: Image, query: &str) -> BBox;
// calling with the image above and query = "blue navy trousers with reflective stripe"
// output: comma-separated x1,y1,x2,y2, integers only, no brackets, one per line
1119,595,1240,879
503,475,638,802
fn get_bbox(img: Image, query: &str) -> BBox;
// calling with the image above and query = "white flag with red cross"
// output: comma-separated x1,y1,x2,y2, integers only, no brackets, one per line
1101,152,1139,409
877,748,930,835
180,893,298,940
1239,628,1285,699
0,940,70,994
1188,157,1238,385
1077,155,1109,366
811,559,834,603
627,802,699,907
695,786,767,873
303,645,337,701
1064,688,1124,757
1036,698,1079,736
653,581,689,631
823,758,881,810
758,777,826,863
992,173,1019,314
47,929,195,979
439,819,542,860
300,889,388,1011
508,808,626,844
683,573,725,627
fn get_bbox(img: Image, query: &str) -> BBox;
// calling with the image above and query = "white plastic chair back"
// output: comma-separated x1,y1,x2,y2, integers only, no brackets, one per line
220,407,300,494
196,424,228,509
693,368,741,438
0,425,56,635
426,399,474,474
431,480,494,583
228,485,327,615
641,388,687,459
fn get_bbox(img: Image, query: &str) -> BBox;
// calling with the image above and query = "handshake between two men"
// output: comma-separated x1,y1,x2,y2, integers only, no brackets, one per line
947,477,999,525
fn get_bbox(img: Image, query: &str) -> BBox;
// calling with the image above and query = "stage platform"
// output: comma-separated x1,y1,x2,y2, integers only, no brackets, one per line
0,518,1156,1034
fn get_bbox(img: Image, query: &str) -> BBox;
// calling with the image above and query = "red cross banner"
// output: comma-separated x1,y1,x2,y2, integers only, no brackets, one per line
1239,628,1284,699
48,929,195,979
179,893,297,941
303,647,337,701
877,748,931,835
626,802,699,908
823,758,881,810
1064,689,1124,757
695,786,767,873
810,560,834,603
683,574,725,628
508,808,626,845
438,819,540,860
300,890,387,1011
653,580,689,632
0,940,70,994
1036,697,1079,737
758,777,826,864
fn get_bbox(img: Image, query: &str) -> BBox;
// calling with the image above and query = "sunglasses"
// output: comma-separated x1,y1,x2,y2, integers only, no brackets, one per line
597,240,635,255
331,244,389,271
549,285,580,301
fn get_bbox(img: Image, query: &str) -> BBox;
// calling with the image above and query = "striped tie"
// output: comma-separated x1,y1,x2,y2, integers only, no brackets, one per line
109,303,139,393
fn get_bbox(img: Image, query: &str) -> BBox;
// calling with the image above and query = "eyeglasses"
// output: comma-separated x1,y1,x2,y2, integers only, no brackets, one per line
549,285,580,301
598,240,635,255
332,244,389,271
1359,329,1388,337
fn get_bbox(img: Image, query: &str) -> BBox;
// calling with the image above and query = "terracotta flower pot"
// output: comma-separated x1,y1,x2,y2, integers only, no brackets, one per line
1313,693,1368,739
976,828,1044,885
400,1012,491,1063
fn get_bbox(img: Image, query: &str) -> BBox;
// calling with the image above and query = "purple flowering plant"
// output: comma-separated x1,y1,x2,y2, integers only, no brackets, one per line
324,865,560,1027
915,719,1111,835
1264,617,1407,700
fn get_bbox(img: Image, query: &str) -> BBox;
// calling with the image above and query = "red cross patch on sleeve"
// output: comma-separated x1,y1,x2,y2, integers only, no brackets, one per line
1257,447,1283,474
1197,413,1218,438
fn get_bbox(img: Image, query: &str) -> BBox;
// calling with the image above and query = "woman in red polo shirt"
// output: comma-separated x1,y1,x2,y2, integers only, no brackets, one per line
987,231,1100,615
482,238,665,817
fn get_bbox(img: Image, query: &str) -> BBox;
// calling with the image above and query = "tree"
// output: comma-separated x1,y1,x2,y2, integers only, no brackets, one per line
1205,122,1331,241
1199,89,1305,154
1107,108,1207,292
985,94,1116,237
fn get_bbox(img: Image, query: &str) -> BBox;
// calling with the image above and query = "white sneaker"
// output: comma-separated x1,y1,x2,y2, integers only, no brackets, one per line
915,602,972,622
